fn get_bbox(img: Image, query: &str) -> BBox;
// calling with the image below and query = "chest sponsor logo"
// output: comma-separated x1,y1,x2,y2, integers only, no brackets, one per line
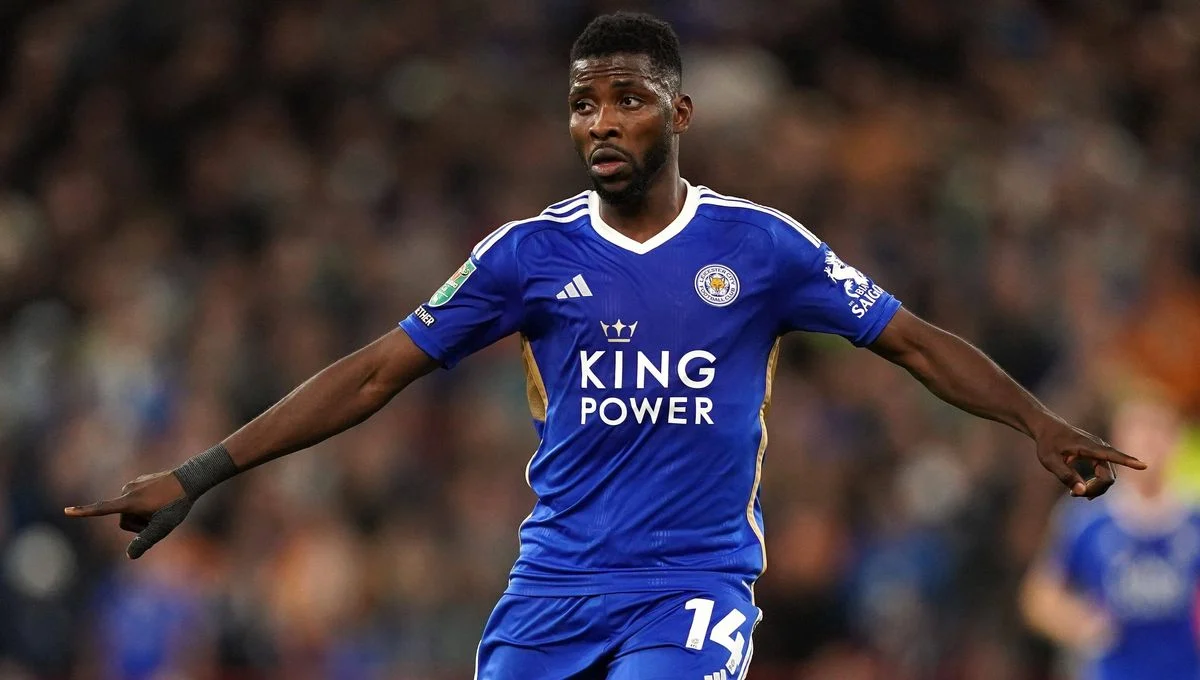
823,250,883,318
695,264,740,307
578,348,716,426
428,259,476,307
1104,550,1193,619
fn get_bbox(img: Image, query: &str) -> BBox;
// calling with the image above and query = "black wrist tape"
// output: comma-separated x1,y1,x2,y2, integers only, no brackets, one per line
173,443,239,501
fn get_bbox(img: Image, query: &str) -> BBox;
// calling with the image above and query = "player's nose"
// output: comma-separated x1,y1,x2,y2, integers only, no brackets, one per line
588,103,620,140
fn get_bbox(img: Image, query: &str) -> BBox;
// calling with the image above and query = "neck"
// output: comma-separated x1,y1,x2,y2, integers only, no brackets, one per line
597,162,685,244
1111,483,1183,533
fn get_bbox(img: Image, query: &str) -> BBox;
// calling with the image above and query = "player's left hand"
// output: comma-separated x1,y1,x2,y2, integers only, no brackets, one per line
1033,418,1146,499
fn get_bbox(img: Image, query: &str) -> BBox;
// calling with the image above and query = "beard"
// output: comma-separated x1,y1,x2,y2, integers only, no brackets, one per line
589,128,672,206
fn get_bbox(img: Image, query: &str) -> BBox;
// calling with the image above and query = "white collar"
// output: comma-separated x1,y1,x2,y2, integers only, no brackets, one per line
588,179,700,254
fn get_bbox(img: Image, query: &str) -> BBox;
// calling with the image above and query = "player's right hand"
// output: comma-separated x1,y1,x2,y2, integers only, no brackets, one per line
64,471,191,559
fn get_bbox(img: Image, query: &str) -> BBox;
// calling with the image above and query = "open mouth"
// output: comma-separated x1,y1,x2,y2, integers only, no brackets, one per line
590,148,631,177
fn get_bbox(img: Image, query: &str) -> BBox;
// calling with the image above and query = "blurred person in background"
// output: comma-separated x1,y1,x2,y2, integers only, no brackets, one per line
1021,390,1199,680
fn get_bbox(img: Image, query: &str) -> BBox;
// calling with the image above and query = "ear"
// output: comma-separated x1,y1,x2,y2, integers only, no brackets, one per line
672,94,693,134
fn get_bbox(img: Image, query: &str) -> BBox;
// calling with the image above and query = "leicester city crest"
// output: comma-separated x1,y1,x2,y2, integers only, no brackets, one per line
695,264,740,307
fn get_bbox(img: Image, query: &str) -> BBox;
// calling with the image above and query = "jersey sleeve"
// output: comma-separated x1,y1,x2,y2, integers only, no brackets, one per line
398,233,524,369
773,221,901,345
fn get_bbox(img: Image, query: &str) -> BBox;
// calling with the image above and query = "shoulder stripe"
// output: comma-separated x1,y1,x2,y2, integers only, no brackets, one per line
543,195,588,216
472,221,518,259
472,195,587,258
545,190,588,211
471,206,589,259
698,190,821,247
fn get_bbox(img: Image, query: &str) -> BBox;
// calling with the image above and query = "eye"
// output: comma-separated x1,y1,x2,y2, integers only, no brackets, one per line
621,95,643,108
572,99,595,114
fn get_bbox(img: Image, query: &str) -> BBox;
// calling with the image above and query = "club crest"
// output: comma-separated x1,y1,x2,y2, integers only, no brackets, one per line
695,264,740,307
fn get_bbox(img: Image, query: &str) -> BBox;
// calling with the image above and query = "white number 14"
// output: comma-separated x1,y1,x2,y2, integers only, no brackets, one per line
683,598,747,673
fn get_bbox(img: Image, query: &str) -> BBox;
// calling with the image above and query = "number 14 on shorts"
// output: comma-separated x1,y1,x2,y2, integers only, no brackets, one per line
684,598,746,674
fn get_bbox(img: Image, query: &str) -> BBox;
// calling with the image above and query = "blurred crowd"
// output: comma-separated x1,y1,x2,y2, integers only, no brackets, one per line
1,0,1199,678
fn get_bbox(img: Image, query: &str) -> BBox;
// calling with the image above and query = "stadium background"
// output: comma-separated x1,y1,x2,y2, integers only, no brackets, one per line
1,0,1198,678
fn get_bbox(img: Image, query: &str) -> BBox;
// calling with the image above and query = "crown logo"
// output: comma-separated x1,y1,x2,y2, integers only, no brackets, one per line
599,319,638,343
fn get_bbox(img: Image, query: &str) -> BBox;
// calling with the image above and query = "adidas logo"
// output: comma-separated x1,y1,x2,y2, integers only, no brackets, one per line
703,671,729,680
555,274,594,299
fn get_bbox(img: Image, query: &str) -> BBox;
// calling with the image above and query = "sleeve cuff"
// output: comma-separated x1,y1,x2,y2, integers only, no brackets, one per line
398,317,452,368
853,296,902,347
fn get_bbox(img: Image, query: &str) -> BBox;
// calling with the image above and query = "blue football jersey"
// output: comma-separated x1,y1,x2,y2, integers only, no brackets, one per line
1045,496,1200,679
399,181,901,596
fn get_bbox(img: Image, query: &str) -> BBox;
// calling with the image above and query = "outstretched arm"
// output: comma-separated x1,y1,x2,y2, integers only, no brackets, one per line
1020,561,1113,650
868,309,1145,497
65,327,438,557
220,327,437,470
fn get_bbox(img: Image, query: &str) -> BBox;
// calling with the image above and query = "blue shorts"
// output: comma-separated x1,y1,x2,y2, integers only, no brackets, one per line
475,584,762,679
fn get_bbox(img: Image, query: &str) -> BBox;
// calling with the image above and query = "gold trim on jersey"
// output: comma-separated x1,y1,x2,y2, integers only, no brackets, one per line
748,339,781,582
521,335,548,422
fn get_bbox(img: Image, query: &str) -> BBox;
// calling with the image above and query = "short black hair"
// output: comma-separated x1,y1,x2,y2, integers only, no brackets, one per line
569,12,682,95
